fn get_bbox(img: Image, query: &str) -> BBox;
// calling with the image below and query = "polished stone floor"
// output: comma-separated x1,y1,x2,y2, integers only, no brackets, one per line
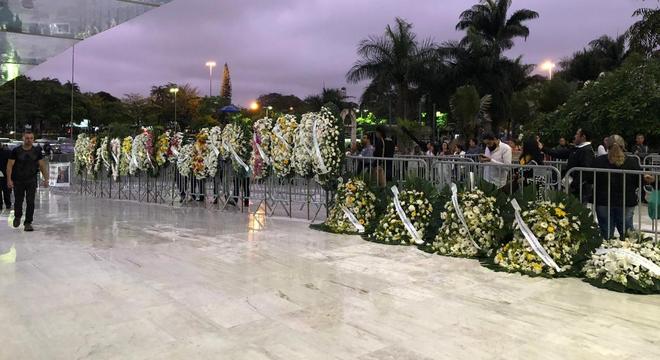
1,190,659,360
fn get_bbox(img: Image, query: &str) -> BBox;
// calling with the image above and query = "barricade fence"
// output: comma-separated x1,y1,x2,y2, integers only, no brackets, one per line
565,167,659,242
54,155,660,238
63,161,332,221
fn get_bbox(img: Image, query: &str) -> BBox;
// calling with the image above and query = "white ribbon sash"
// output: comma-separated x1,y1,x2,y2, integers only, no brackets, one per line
341,206,365,233
223,142,250,173
312,117,329,174
253,133,270,165
100,142,110,169
511,199,561,272
272,125,290,150
450,183,481,250
595,248,660,276
390,186,424,245
210,142,220,157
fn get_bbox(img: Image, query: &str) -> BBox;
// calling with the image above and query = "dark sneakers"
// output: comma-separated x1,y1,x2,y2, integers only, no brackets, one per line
24,223,34,232
12,217,20,228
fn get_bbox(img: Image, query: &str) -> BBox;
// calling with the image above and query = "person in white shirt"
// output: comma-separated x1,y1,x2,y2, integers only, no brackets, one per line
480,133,513,189
597,136,609,156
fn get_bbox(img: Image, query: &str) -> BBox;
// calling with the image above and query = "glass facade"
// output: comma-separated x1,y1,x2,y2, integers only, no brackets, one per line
0,0,172,84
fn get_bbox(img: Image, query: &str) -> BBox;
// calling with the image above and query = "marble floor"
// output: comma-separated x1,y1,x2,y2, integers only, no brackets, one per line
0,190,659,360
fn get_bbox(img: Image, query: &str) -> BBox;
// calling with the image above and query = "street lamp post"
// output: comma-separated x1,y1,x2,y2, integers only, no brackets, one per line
540,60,556,80
266,106,273,118
170,87,179,129
205,61,216,97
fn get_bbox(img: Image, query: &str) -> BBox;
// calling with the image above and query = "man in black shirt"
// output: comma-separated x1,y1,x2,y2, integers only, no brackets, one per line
0,143,12,211
6,131,49,231
541,128,595,203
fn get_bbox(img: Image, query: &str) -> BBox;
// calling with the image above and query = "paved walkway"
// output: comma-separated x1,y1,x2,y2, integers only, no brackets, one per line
1,190,659,359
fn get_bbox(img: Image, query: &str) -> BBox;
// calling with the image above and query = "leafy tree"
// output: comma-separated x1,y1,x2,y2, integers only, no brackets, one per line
456,0,539,54
626,7,660,57
257,93,304,114
559,34,628,82
558,50,603,82
450,85,491,138
220,63,232,105
347,17,435,120
304,87,353,112
589,34,628,70
149,83,201,129
536,78,575,113
538,56,660,148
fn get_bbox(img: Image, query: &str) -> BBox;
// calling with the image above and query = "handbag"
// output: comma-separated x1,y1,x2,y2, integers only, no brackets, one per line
646,187,659,220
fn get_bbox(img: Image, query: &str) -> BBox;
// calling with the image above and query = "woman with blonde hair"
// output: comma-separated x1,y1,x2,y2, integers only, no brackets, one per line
592,135,642,239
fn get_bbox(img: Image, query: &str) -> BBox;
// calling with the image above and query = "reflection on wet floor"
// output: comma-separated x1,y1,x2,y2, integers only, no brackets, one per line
0,192,659,359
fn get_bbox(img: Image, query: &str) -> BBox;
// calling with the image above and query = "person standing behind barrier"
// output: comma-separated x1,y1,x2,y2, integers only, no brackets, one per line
466,138,481,156
0,144,12,212
632,133,649,159
374,126,394,184
480,132,512,189
6,131,49,231
597,137,609,156
426,142,435,157
541,128,594,203
593,135,651,239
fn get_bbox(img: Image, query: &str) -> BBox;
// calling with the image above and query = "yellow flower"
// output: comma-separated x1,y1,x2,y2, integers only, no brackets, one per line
547,226,555,233
555,208,566,218
532,263,543,274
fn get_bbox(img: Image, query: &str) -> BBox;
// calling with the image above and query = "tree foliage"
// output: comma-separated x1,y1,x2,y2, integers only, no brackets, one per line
536,57,660,147
220,63,232,105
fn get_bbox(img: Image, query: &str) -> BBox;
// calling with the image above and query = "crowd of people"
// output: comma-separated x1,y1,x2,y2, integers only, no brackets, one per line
347,127,657,240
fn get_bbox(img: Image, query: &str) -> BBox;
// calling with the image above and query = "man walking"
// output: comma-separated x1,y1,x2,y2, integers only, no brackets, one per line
6,131,49,231
0,143,12,212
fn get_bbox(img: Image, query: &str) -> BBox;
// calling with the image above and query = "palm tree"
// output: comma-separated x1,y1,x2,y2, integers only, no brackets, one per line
347,17,435,121
588,34,627,70
456,0,538,54
626,7,660,57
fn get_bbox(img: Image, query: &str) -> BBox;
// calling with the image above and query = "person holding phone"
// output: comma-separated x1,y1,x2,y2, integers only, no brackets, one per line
6,130,49,231
480,132,512,189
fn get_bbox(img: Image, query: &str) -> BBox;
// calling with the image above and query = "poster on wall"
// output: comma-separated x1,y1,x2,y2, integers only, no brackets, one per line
48,163,71,187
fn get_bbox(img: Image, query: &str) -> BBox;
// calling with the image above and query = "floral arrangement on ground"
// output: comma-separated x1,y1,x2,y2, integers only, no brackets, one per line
292,113,315,178
312,107,343,188
368,178,440,246
119,136,132,176
176,144,194,178
271,115,297,177
74,134,95,176
221,120,252,176
432,187,505,258
583,232,660,294
493,191,601,277
94,136,111,175
314,178,378,234
130,130,154,175
154,131,171,168
251,117,273,179
191,129,216,180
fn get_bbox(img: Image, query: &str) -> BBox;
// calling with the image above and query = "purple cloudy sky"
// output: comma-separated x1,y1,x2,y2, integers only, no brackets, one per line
27,0,645,106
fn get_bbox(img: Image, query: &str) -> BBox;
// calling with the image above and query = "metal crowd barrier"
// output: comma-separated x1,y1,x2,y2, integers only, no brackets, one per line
61,153,660,236
565,167,659,241
344,155,429,187
69,161,331,221
644,154,660,166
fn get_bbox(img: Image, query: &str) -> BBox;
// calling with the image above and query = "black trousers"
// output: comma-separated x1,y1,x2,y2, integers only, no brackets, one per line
14,181,37,224
0,177,11,209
